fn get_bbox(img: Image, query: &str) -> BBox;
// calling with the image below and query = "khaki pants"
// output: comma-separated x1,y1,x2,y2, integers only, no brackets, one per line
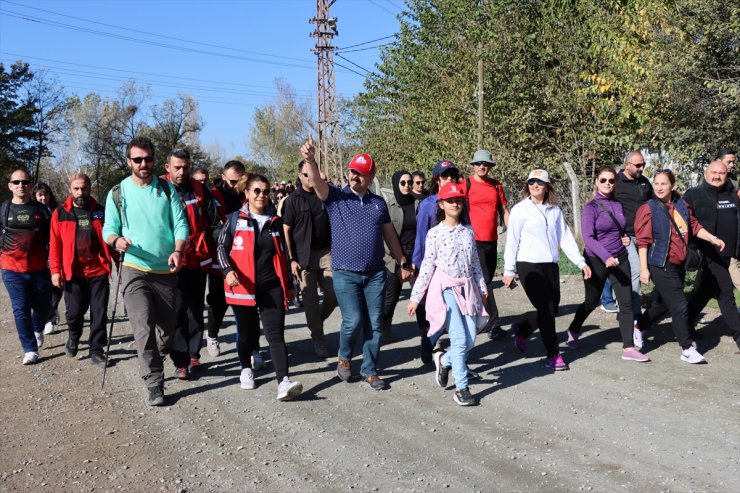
299,249,337,342
729,258,740,292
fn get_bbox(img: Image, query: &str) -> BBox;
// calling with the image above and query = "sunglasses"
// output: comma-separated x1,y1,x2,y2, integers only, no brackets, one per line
414,180,425,185
474,162,492,167
527,179,546,186
226,179,240,186
251,187,270,196
399,180,411,186
598,177,616,184
10,179,31,186
630,162,646,168
129,156,154,164
440,173,458,181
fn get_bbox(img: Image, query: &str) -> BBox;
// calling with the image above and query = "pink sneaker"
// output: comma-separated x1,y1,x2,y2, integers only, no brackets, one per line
621,347,650,362
566,330,580,349
512,323,527,353
545,354,568,371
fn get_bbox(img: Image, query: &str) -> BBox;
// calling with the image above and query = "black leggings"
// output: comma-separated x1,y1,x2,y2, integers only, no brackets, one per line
638,262,692,349
232,285,289,382
515,261,561,358
568,252,634,348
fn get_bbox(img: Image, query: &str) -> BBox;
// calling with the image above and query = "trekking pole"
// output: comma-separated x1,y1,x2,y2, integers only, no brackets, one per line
101,253,124,389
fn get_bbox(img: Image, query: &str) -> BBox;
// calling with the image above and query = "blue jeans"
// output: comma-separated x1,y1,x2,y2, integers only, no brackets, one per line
600,278,616,306
439,288,477,390
333,269,386,377
2,269,52,352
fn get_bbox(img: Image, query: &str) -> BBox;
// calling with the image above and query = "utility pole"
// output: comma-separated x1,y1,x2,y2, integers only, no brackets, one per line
310,0,342,181
477,58,484,149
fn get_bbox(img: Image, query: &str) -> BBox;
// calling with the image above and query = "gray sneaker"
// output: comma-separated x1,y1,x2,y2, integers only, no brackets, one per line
147,385,165,406
337,357,352,382
453,387,478,406
361,375,387,391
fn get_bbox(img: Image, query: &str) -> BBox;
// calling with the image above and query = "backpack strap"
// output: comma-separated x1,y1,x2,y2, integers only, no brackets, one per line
0,199,10,253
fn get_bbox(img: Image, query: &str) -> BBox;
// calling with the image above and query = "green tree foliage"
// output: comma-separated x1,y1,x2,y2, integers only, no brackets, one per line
0,61,38,184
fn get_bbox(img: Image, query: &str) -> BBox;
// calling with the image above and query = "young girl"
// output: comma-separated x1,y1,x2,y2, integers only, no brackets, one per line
407,182,488,406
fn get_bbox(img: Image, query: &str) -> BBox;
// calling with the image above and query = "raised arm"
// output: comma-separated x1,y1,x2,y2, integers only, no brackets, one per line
300,135,329,201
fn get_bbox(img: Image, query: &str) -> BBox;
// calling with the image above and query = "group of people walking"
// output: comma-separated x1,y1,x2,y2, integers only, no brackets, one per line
2,135,738,407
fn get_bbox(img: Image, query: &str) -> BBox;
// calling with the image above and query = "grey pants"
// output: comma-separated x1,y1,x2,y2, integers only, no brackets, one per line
299,248,338,342
121,266,178,388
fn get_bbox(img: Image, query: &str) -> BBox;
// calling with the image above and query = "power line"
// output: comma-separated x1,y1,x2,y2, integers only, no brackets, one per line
367,0,397,16
336,43,394,54
337,34,396,51
336,54,374,75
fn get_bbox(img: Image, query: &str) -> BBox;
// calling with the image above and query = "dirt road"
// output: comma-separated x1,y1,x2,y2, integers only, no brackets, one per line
1,275,738,492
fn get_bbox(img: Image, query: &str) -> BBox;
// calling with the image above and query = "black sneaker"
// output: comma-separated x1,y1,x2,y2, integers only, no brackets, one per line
453,387,478,406
147,385,165,406
487,324,507,340
433,351,450,388
64,338,79,357
89,352,107,367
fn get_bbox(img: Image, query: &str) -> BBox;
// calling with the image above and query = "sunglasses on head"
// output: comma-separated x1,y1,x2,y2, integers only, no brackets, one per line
129,156,154,164
399,180,411,186
252,187,270,196
10,179,31,186
527,179,546,186
599,177,616,184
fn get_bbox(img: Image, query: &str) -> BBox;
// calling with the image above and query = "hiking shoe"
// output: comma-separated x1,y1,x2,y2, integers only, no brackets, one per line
545,354,568,371
433,351,450,388
43,321,55,335
22,351,39,365
64,338,79,357
600,301,618,313
313,341,331,359
239,368,255,390
277,376,303,400
175,367,189,380
512,323,527,353
487,324,506,340
251,351,266,371
34,331,44,349
566,330,580,349
633,324,644,350
89,352,107,367
680,346,707,364
621,347,650,362
453,387,478,406
466,368,481,380
361,375,387,391
206,337,220,357
189,357,201,370
147,385,165,406
336,357,352,382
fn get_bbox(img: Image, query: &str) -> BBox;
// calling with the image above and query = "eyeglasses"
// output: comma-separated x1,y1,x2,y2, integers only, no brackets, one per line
129,156,154,164
598,178,616,184
527,179,546,186
629,162,646,168
10,179,31,186
399,180,411,186
252,188,270,196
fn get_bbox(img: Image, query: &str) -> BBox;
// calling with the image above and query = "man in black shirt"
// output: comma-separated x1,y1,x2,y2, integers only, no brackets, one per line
282,159,337,358
685,161,740,352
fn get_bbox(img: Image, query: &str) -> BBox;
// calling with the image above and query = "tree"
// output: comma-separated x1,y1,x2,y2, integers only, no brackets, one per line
0,61,37,184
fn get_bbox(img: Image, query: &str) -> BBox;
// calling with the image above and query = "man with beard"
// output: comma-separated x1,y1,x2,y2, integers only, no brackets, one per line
163,149,219,379
103,137,189,406
50,173,114,367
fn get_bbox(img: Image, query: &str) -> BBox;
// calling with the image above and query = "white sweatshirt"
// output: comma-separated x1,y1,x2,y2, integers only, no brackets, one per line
503,197,586,276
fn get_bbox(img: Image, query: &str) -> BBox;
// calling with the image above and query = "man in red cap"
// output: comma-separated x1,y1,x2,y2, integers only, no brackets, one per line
300,136,411,390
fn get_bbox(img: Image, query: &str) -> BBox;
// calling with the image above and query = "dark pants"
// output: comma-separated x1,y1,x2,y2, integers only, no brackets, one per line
382,267,428,336
48,285,63,325
64,274,110,354
568,252,634,348
206,271,228,338
515,262,560,357
232,284,288,383
638,262,692,349
2,269,52,352
171,267,207,367
687,255,740,348
476,240,500,324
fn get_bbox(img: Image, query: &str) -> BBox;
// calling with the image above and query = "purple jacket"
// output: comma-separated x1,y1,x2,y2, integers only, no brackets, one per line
582,193,627,263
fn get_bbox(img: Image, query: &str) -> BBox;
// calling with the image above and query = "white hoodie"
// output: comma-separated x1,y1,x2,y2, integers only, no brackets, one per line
503,197,586,276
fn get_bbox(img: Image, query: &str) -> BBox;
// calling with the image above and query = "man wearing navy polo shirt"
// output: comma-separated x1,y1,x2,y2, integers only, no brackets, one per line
300,136,410,390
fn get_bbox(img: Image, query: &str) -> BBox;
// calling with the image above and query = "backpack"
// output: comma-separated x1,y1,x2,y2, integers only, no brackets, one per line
111,176,173,229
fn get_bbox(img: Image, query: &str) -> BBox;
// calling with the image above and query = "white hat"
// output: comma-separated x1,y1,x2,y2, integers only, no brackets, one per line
527,169,550,183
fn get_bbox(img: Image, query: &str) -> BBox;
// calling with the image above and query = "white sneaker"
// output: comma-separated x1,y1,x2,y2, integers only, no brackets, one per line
206,337,220,357
633,323,644,350
34,331,44,349
22,352,39,365
43,321,55,335
680,346,706,364
276,376,302,401
251,351,265,371
239,368,255,389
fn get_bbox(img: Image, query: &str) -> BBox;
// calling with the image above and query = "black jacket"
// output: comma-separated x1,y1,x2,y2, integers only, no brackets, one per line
615,170,653,235
684,180,740,259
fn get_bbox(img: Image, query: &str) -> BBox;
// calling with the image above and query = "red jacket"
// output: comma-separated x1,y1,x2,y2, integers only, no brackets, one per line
49,196,113,280
162,174,214,271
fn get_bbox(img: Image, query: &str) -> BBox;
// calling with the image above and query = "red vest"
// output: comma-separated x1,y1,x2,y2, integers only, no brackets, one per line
162,175,214,271
224,212,290,308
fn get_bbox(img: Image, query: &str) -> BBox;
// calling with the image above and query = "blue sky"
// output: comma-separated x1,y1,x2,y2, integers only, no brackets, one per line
0,0,403,158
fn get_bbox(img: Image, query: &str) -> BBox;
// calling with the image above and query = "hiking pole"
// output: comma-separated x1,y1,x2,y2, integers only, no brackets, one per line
102,253,124,389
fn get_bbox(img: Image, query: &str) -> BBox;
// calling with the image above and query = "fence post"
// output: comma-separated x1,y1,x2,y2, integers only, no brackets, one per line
563,161,581,240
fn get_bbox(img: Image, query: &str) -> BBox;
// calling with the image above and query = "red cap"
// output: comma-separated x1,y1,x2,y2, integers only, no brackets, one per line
438,182,466,200
347,154,376,175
